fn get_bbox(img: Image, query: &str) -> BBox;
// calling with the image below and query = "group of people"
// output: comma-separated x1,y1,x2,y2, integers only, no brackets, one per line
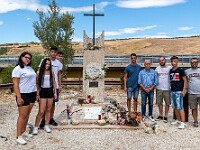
12,49,200,145
12,46,63,145
124,53,200,129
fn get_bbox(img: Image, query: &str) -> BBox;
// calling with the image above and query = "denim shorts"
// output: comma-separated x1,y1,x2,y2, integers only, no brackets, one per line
171,91,183,110
127,87,139,100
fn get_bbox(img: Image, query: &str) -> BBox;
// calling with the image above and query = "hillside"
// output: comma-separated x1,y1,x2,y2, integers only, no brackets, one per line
1,37,200,55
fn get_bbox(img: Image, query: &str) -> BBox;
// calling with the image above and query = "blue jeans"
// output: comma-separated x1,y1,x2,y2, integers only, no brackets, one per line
141,90,154,117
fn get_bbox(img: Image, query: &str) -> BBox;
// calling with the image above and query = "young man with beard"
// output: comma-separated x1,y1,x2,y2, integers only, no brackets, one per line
155,56,171,122
170,56,187,129
185,58,200,127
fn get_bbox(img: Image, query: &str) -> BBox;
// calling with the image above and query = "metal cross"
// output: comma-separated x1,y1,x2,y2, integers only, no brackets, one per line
84,4,104,46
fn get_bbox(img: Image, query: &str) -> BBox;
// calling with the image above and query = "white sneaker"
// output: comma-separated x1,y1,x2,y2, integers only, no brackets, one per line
22,131,33,139
44,125,51,133
178,122,186,129
16,136,27,145
148,116,155,122
32,127,38,135
142,116,146,122
171,120,181,125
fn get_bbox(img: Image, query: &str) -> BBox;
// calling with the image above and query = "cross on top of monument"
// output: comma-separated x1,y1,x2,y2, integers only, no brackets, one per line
84,4,104,46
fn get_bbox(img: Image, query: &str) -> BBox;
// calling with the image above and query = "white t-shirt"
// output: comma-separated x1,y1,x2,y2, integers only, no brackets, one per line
12,65,37,93
155,66,171,90
185,68,200,94
39,59,63,89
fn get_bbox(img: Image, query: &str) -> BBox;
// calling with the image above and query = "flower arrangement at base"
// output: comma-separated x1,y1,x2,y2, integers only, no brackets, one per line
128,112,142,126
101,99,127,125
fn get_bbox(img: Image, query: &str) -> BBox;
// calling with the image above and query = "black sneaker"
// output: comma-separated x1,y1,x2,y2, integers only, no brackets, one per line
163,117,168,123
193,121,199,127
39,119,45,128
156,116,163,121
49,118,58,126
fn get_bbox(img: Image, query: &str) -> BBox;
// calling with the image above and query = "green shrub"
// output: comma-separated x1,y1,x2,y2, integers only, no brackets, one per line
0,65,14,84
31,54,44,72
0,47,7,55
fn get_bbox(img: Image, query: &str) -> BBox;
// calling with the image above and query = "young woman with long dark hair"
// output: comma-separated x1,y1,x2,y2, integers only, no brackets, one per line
32,58,57,135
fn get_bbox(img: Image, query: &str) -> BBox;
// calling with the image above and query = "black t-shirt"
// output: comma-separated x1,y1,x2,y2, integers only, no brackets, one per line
169,67,186,91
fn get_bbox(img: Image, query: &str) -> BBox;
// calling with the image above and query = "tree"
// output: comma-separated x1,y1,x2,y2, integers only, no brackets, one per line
33,0,74,76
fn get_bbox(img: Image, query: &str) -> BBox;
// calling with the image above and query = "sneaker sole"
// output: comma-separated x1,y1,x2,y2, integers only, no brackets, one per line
178,127,186,129
32,132,38,135
16,140,27,145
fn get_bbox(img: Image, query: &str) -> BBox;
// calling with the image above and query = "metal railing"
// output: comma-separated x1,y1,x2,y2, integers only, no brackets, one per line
1,54,200,67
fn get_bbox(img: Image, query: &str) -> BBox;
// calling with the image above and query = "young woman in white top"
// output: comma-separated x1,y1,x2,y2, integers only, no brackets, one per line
32,58,57,134
12,52,37,145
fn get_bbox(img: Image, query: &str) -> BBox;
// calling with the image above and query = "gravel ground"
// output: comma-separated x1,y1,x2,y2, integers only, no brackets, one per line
1,87,200,150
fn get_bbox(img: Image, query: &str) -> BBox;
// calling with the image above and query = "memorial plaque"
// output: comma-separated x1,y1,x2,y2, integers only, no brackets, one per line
84,107,102,119
89,82,98,87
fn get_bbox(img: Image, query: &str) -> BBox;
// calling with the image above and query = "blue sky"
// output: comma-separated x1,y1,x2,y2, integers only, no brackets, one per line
0,0,200,44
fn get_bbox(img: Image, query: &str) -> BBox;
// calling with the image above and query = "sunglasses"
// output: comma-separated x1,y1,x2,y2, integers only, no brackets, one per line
24,56,31,60
191,62,198,64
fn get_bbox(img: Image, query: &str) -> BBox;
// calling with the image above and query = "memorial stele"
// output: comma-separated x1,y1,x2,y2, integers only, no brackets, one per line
83,30,105,103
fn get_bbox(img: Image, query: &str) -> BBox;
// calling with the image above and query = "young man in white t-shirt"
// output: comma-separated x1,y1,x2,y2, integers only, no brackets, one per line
155,56,171,122
39,46,63,127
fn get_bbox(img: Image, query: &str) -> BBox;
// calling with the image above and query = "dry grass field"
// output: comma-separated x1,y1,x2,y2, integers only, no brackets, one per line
1,36,200,55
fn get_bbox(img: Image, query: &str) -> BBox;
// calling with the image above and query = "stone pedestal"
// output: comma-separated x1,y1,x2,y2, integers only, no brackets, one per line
83,31,105,103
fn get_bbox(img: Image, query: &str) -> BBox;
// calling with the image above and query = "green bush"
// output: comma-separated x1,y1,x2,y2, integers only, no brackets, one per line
0,65,14,84
31,54,44,72
0,47,7,55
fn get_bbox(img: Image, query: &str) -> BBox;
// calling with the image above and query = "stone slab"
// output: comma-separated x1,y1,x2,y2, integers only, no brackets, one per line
52,124,142,130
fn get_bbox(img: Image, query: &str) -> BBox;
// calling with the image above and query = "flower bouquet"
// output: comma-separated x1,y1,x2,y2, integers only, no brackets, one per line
129,112,142,126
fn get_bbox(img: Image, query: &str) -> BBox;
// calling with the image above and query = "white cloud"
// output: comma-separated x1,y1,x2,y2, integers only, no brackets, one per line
60,2,110,13
116,0,186,8
178,26,193,31
144,35,172,38
99,25,157,36
96,2,112,11
0,21,3,26
0,0,110,14
0,0,47,13
27,18,32,20
104,31,122,36
72,36,83,42
60,6,92,14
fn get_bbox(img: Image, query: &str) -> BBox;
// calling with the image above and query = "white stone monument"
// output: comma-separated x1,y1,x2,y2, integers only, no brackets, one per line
83,31,105,103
